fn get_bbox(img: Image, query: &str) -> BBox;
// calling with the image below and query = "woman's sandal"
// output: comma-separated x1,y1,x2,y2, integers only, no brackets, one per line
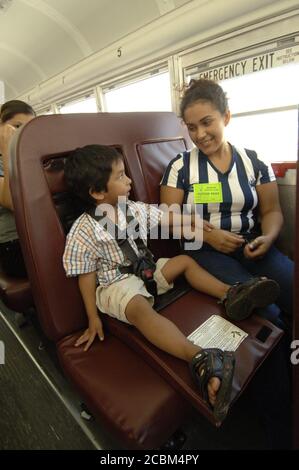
219,277,280,321
189,348,235,424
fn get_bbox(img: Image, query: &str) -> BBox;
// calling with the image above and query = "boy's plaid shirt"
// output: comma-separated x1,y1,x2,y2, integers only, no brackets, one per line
63,200,162,287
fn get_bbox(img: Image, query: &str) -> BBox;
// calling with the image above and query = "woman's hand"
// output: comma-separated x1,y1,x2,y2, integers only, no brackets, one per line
205,229,244,253
75,316,104,351
0,123,15,156
243,235,272,259
0,124,16,210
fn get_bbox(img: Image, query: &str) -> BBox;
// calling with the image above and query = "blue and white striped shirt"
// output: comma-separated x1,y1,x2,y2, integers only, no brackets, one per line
161,145,276,235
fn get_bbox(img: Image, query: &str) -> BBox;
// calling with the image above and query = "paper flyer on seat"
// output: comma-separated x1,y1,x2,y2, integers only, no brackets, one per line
188,315,248,351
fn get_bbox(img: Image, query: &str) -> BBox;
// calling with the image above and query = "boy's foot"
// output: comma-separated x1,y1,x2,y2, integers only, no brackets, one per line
222,277,280,321
189,348,235,423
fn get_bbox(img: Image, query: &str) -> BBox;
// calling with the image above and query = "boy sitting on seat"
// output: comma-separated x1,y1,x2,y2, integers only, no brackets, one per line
63,144,279,422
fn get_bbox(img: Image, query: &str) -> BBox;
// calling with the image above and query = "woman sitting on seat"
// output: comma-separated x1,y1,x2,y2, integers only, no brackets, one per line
160,78,293,328
0,100,35,277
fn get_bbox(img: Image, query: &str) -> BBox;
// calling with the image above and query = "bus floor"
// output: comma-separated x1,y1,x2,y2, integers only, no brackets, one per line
0,302,267,450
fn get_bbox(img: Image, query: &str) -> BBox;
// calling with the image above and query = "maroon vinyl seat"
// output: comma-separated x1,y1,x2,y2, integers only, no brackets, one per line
8,115,190,449
0,261,33,312
10,113,283,440
58,331,187,449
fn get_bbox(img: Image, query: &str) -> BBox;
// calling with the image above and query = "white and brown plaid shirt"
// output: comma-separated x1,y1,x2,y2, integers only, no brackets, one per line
63,200,162,287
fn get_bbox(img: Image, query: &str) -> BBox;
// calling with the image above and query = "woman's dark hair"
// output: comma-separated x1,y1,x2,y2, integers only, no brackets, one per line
180,78,229,119
64,144,123,209
0,100,36,123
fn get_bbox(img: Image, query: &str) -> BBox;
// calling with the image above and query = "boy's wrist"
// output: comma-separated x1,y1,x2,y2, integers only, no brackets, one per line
203,230,210,242
85,307,100,322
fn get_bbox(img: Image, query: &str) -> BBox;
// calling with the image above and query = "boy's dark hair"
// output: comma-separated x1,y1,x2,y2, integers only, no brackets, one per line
0,100,36,122
180,78,229,119
64,144,123,209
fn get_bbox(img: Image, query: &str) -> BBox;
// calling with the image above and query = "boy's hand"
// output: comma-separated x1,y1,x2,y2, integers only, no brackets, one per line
75,316,104,351
203,220,214,232
190,213,214,232
187,215,214,239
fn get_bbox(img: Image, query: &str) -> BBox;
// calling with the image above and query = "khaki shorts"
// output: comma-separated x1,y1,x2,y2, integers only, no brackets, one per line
96,258,173,324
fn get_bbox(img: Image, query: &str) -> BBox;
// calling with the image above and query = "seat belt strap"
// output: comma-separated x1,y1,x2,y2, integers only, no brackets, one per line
87,204,157,297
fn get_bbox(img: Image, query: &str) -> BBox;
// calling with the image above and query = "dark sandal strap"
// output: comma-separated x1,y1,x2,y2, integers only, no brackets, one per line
218,277,266,305
213,351,235,424
189,348,235,423
189,350,210,400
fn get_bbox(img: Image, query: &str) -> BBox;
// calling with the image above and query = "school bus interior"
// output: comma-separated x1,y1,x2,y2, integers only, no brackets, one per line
1,112,286,449
0,0,298,450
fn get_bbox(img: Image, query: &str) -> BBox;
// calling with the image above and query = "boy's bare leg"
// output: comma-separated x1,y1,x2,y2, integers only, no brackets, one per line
125,294,220,406
161,255,229,300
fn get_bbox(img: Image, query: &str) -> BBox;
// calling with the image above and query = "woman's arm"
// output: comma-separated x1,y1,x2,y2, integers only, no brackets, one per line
244,181,283,259
160,185,184,207
0,124,15,210
160,185,244,252
160,185,188,235
257,181,283,241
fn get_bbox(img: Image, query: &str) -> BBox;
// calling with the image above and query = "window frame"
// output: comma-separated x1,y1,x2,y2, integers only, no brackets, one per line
101,61,172,112
56,90,99,114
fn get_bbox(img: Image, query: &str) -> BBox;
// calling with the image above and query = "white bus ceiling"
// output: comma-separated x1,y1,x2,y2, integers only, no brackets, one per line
0,0,298,108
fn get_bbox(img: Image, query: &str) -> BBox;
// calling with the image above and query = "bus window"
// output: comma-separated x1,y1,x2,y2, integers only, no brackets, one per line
226,108,298,163
221,63,299,114
59,95,98,113
103,71,172,112
221,63,299,162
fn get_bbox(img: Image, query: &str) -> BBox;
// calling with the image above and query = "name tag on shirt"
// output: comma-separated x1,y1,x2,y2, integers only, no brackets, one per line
193,182,223,204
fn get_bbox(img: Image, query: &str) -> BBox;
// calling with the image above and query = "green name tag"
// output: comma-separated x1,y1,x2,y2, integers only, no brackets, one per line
193,182,223,204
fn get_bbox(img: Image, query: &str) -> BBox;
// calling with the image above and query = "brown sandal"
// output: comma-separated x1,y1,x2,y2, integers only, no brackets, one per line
189,348,235,424
220,277,280,321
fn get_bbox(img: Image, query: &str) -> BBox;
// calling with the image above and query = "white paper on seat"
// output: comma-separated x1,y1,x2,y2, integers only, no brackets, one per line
187,315,248,351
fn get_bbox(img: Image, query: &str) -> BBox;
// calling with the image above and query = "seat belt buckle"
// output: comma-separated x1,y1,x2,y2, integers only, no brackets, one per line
142,268,154,279
142,275,157,297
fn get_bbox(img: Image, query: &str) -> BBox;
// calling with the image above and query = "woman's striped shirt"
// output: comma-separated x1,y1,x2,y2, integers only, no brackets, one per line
161,145,276,235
